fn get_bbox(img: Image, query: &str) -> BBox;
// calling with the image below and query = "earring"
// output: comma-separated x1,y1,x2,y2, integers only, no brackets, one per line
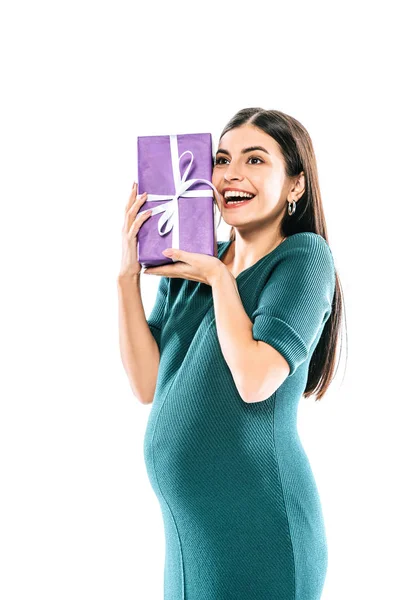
288,200,296,216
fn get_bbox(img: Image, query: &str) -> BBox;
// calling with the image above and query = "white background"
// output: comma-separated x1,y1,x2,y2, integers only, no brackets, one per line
1,0,399,598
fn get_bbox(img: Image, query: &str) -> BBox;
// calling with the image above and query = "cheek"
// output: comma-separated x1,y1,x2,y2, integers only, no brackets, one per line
211,171,220,185
258,173,283,197
211,173,223,197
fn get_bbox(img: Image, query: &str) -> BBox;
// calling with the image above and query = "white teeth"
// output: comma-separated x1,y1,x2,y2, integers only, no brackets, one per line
224,191,254,199
224,190,255,205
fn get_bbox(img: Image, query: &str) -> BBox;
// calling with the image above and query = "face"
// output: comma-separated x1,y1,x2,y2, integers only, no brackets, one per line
212,124,301,226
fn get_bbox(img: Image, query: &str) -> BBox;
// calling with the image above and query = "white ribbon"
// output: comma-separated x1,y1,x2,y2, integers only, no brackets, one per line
138,134,222,261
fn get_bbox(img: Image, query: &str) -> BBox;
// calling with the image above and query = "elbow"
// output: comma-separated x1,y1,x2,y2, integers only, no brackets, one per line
140,397,154,406
235,343,291,403
137,387,156,405
236,367,278,404
241,388,273,405
232,343,273,404
240,391,264,404
237,378,271,405
129,382,155,406
135,391,154,405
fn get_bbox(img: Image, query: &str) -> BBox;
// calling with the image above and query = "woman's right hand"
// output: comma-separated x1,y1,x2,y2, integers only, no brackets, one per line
119,183,152,277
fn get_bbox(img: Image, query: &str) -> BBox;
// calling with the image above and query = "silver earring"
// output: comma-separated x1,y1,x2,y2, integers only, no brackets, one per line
288,200,296,216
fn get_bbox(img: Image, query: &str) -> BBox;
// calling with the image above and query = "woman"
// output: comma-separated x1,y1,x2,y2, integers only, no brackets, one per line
117,107,345,599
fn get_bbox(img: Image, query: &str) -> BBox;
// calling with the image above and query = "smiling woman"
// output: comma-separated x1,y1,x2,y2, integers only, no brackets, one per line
139,107,346,600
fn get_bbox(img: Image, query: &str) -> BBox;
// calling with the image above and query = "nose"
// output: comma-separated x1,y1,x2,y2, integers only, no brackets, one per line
224,174,242,182
223,161,244,182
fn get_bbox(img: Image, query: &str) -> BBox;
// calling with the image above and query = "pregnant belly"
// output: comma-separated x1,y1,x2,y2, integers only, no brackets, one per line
143,388,285,514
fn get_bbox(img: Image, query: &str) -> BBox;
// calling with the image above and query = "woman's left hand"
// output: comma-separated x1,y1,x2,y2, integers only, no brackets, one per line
142,248,225,287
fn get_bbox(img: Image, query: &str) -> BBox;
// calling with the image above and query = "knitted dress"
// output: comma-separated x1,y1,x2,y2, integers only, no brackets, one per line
143,232,336,600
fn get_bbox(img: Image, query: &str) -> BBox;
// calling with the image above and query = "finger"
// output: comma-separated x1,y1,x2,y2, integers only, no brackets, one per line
144,267,202,283
123,192,148,231
127,192,148,215
127,207,152,236
161,248,191,263
143,264,184,278
121,209,149,234
125,182,138,211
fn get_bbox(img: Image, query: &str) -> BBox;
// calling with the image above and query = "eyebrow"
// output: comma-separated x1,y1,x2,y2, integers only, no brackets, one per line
215,145,271,157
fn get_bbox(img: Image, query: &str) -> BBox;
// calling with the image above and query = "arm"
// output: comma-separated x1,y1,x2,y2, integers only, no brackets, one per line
117,273,160,405
211,234,336,403
211,267,289,403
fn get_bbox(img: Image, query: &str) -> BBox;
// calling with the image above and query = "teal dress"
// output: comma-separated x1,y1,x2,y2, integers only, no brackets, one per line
143,232,336,600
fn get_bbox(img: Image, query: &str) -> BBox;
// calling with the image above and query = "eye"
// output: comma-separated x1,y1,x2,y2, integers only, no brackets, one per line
214,156,264,165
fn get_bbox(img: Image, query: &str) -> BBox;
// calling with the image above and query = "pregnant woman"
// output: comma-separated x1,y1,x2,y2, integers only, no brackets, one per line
117,107,344,600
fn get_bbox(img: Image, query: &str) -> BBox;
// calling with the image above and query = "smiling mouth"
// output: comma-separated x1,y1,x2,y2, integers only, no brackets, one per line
222,195,256,208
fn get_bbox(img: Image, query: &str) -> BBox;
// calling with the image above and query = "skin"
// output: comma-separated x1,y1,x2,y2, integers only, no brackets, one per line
211,123,306,277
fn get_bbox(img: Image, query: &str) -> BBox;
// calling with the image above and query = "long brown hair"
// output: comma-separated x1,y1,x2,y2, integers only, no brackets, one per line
216,108,347,401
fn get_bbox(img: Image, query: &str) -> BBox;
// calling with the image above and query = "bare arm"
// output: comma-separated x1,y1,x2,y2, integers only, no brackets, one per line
211,267,289,403
117,273,160,405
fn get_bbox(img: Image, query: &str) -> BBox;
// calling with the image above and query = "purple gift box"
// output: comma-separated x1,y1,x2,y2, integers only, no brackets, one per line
136,132,221,267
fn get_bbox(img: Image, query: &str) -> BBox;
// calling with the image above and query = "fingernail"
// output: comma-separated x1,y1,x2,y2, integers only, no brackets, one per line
132,181,137,189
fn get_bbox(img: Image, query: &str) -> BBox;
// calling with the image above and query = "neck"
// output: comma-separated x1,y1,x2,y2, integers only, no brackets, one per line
225,231,287,274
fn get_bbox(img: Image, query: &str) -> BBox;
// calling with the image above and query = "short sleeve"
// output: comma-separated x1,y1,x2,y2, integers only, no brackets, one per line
146,276,170,351
251,234,336,377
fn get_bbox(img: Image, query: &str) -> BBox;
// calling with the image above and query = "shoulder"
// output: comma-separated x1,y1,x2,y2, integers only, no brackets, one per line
274,232,335,271
283,231,332,253
272,232,336,301
257,233,336,300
